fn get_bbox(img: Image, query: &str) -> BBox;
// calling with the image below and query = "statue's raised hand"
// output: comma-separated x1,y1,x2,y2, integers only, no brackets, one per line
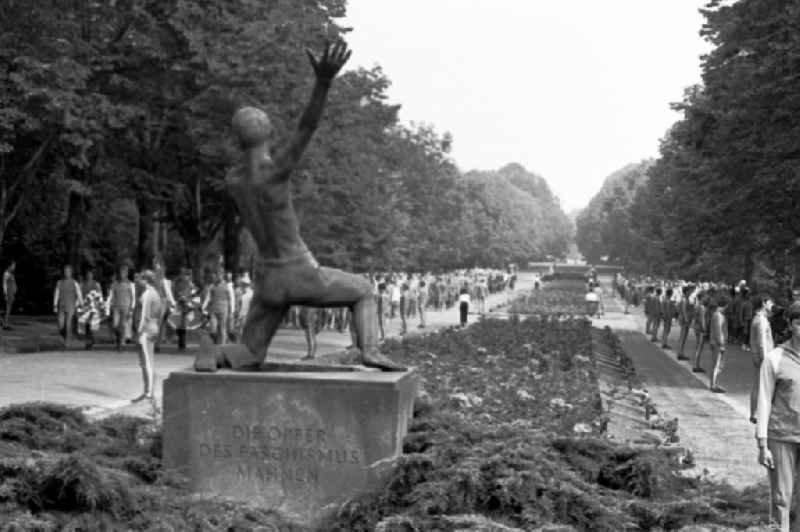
306,41,351,82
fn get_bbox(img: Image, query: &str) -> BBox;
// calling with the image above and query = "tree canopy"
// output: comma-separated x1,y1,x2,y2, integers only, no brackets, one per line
0,0,570,311
576,0,800,285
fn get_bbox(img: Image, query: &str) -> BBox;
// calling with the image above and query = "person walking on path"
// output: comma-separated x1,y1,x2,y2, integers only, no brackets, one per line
232,272,253,342
749,293,774,425
153,261,177,352
417,279,428,329
692,292,710,373
53,265,83,348
755,301,800,531
78,270,102,350
202,270,232,345
593,280,605,317
740,287,753,351
678,284,697,360
458,284,470,327
106,266,135,351
133,270,163,403
660,288,677,349
298,306,321,360
172,268,198,351
2,261,16,329
376,280,387,341
644,286,655,334
709,294,730,393
650,288,664,343
399,277,409,335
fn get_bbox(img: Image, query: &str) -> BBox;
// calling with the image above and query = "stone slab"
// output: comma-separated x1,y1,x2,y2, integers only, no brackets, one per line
162,366,419,528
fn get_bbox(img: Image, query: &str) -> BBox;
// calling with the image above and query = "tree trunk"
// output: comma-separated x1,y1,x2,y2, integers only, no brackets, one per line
64,190,86,272
743,248,755,286
152,214,160,263
137,200,152,269
190,240,217,286
222,199,240,273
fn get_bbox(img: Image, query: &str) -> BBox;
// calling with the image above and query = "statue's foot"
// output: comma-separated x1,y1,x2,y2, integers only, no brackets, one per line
194,333,221,372
362,350,407,372
300,354,316,361
221,344,262,371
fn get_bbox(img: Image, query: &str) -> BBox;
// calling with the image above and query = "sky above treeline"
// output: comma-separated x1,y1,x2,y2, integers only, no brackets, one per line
343,0,713,211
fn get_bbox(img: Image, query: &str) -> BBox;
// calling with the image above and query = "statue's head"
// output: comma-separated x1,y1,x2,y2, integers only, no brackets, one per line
232,107,273,149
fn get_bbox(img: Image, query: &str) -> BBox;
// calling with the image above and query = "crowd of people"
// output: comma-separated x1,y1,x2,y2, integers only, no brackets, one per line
615,273,800,530
2,260,517,401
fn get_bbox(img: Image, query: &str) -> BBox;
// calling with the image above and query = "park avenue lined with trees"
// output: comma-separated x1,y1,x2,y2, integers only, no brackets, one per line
2,0,800,531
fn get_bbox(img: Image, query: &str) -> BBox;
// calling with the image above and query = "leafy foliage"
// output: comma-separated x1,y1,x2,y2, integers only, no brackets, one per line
0,1,572,312
576,0,800,284
574,161,652,267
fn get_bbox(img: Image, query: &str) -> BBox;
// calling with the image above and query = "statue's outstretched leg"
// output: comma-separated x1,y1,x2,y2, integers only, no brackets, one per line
282,264,406,371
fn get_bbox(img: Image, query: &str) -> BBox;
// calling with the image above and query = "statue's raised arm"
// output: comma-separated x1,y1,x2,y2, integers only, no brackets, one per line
272,41,352,176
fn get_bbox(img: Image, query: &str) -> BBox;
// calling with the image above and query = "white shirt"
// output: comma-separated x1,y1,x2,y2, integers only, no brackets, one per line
458,293,470,304
238,287,253,320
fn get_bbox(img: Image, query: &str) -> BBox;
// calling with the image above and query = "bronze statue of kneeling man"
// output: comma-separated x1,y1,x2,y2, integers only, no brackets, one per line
194,41,405,372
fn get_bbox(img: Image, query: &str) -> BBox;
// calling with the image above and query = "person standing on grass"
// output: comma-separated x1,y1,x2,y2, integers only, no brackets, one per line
458,284,470,327
660,288,678,349
749,293,774,425
678,284,697,360
709,294,730,393
53,265,83,348
133,270,163,403
755,301,800,531
692,292,709,373
2,261,16,329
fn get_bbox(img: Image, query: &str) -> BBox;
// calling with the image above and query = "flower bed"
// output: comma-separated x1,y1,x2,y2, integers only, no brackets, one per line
324,317,768,531
507,281,587,315
0,314,769,531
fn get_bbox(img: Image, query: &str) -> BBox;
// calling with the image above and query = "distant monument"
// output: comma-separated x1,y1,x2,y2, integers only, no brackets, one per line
193,41,404,372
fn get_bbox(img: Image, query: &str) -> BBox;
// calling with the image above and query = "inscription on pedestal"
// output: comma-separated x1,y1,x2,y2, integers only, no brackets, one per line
197,424,362,488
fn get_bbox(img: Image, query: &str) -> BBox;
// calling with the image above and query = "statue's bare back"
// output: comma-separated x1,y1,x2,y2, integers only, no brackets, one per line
226,161,309,260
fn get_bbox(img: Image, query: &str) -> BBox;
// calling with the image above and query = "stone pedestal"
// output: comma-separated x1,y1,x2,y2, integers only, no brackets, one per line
162,364,418,528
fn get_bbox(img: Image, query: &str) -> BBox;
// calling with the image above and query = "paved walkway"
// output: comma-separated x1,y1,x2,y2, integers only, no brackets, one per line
0,281,524,419
595,295,766,489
